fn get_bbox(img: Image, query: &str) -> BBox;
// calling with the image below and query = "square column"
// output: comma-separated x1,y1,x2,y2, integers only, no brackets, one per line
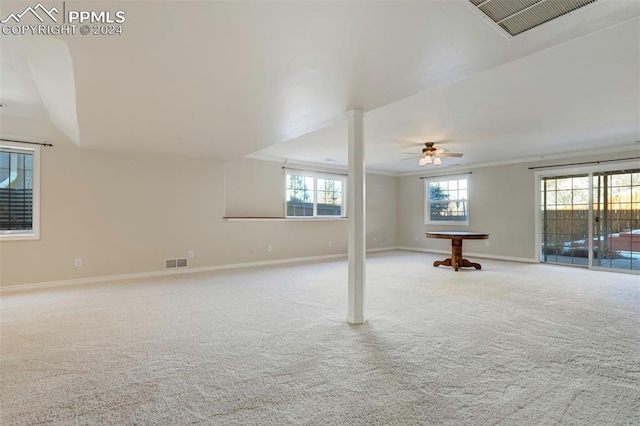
347,109,366,324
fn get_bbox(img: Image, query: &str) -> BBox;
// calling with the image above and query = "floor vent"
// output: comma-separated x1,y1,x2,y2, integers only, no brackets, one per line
469,0,598,37
165,258,188,269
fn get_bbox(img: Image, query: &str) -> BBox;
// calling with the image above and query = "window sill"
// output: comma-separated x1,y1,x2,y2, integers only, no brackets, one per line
425,222,470,226
224,216,348,222
0,234,39,242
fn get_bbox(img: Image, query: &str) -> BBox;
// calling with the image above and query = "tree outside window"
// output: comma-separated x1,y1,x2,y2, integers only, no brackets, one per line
425,175,469,225
286,172,345,218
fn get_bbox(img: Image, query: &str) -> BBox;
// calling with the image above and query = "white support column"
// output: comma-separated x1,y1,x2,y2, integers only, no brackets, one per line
347,109,366,324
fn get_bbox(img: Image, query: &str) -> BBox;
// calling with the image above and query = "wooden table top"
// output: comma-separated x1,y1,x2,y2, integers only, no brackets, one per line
425,231,489,240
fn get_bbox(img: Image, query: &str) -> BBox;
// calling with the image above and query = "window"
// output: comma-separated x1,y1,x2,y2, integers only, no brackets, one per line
285,171,346,218
425,175,469,225
0,143,40,240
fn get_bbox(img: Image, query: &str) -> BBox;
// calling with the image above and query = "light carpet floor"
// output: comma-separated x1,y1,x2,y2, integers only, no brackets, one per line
1,251,639,425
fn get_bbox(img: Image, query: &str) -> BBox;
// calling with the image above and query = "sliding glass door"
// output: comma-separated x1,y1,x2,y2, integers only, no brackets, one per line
540,168,639,272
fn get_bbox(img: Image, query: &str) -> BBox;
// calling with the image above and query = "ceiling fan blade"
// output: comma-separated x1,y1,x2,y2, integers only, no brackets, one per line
439,153,463,158
401,156,420,161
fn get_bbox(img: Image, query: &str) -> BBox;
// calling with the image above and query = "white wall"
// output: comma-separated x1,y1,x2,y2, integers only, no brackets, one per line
224,159,286,217
223,158,398,252
398,163,536,260
0,151,397,287
1,144,226,286
2,143,634,287
397,149,640,262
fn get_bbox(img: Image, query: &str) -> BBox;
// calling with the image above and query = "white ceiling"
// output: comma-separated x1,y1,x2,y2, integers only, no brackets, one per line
1,0,639,174
0,36,47,120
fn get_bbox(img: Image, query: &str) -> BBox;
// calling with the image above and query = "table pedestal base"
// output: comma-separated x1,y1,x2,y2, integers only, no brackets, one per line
433,258,482,271
432,239,482,271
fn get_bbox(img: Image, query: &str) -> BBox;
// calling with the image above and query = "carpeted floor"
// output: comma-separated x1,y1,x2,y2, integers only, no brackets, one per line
1,251,639,425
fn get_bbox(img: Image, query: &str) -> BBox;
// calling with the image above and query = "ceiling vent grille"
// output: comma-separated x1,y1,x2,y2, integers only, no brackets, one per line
469,0,598,37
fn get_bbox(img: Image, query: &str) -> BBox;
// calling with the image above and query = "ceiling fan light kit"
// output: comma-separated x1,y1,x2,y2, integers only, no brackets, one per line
419,155,432,166
416,142,462,167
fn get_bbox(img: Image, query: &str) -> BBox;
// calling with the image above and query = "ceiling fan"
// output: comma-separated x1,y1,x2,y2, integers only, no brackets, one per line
404,142,463,166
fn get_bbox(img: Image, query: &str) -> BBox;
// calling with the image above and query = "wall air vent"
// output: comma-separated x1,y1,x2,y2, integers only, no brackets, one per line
165,258,188,269
469,0,598,37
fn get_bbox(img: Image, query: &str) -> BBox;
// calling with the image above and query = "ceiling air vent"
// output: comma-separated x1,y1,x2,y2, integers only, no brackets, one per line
469,0,598,37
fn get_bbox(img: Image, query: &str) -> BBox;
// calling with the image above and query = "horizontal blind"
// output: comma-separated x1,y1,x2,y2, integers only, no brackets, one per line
0,147,34,231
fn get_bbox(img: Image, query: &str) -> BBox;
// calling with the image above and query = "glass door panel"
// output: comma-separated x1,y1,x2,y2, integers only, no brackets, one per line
541,174,590,266
593,170,640,271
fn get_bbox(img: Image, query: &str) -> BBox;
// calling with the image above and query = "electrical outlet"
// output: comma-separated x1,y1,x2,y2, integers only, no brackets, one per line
250,248,255,254
74,258,82,267
328,241,332,247
414,236,419,242
373,236,377,243
188,250,195,259
267,244,273,252
485,241,490,247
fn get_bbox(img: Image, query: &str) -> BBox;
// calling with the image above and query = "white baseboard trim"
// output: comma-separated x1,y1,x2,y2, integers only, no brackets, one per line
1,247,400,293
396,246,538,264
367,247,400,253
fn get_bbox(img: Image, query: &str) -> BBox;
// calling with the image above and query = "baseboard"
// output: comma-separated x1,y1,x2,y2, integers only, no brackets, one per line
1,247,400,293
396,246,537,264
367,247,400,253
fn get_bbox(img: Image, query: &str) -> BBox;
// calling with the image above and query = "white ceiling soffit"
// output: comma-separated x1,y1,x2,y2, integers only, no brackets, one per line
469,0,599,37
0,37,47,120
19,36,80,146
0,35,80,146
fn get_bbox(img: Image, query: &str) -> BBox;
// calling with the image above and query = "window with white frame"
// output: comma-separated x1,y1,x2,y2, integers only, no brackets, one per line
285,171,346,218
425,174,469,225
0,143,40,240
